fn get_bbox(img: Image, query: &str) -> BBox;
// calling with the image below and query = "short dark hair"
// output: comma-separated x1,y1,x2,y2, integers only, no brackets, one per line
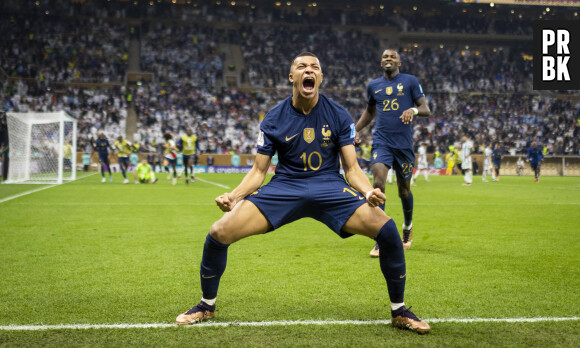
290,52,319,72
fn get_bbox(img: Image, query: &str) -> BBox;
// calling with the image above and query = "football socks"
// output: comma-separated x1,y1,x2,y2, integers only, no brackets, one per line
200,233,229,300
375,219,406,304
401,192,413,227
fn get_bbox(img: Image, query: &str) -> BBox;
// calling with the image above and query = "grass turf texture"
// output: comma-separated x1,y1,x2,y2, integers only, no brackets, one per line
0,174,579,347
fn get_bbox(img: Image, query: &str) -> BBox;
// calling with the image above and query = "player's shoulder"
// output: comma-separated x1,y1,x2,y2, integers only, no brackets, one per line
399,73,420,83
319,94,352,119
367,76,385,88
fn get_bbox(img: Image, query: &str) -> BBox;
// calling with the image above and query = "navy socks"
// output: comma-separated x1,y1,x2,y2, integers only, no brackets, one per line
375,219,406,304
200,233,229,299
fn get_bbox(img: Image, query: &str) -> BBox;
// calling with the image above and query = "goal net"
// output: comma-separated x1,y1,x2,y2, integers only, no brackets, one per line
5,111,77,184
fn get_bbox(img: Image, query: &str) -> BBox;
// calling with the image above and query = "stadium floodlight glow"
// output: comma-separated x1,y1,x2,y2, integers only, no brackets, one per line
5,111,77,185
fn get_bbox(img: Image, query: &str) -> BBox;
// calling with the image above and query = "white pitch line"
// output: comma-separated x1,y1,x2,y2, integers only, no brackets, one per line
195,177,230,189
1,317,578,331
0,185,57,204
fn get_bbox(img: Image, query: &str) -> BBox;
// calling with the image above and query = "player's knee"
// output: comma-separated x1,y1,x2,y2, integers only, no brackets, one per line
398,187,410,199
209,221,231,244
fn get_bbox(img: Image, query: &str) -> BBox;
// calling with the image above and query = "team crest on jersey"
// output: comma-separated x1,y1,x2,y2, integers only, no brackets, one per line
321,125,332,147
303,128,315,143
397,83,405,96
385,86,393,95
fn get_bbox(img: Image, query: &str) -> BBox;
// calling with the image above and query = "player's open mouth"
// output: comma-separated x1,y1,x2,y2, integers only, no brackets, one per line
303,77,315,92
385,62,393,68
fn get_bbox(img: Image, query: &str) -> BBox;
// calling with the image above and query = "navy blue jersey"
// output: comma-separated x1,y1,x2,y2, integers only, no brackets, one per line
366,73,425,149
527,146,544,164
94,138,111,156
492,148,503,164
257,94,356,178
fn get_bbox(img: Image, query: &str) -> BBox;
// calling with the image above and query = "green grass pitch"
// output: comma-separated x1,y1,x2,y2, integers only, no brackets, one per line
0,173,579,347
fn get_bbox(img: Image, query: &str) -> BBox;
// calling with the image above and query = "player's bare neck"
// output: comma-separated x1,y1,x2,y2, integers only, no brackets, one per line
292,95,319,115
384,70,399,80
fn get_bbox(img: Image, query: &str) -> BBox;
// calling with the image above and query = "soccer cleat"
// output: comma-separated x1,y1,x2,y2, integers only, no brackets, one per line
391,306,430,334
369,243,380,258
101,177,106,183
176,302,215,325
123,178,129,184
109,177,113,182
402,227,413,250
151,178,158,184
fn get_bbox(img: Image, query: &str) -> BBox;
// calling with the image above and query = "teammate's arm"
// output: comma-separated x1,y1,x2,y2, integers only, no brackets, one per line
215,153,272,212
400,96,431,125
339,144,385,207
354,104,377,145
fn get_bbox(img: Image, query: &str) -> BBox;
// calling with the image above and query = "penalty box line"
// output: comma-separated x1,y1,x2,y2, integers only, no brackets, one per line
1,317,579,331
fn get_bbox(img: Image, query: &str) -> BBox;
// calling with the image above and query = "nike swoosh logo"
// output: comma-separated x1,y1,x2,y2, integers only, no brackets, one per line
285,133,299,141
201,275,217,279
399,274,406,279
374,89,383,94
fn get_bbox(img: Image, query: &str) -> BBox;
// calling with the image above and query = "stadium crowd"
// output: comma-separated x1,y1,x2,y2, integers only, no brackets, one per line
1,0,579,159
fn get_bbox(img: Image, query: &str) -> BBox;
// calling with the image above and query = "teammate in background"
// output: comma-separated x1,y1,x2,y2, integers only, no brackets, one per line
527,141,544,182
516,156,525,176
92,133,113,183
134,159,158,184
461,136,474,186
179,128,198,185
114,136,134,184
176,52,430,334
355,49,430,255
163,132,178,185
482,144,495,182
492,143,504,181
445,146,456,176
411,143,430,186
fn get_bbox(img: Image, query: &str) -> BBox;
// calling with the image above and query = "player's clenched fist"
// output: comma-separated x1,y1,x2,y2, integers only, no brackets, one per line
365,188,386,207
216,193,236,212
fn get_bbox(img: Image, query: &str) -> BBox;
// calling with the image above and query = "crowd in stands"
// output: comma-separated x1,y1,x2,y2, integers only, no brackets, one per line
1,0,579,159
0,15,128,83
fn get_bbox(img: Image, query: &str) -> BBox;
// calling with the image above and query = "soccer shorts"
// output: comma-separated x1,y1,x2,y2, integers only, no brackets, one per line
164,156,177,165
371,145,416,182
245,174,367,238
462,158,472,170
530,162,540,171
118,157,130,167
417,160,428,170
98,154,110,165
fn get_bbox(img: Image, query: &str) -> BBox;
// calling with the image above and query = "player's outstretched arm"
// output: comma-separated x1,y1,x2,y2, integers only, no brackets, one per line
340,145,385,207
215,153,272,212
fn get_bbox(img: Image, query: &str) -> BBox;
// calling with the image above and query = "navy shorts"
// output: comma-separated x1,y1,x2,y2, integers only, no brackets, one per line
98,154,110,165
245,174,367,238
118,157,130,167
530,162,540,171
371,145,415,182
164,157,177,165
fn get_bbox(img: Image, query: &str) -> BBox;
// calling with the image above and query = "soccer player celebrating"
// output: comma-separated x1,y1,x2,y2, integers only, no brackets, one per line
176,52,430,334
355,49,431,255
163,132,178,185
114,135,134,184
527,141,544,182
461,136,474,186
179,128,198,185
92,133,113,183
133,159,157,184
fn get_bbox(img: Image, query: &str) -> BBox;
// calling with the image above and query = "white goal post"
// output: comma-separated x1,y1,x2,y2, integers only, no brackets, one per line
5,111,77,184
